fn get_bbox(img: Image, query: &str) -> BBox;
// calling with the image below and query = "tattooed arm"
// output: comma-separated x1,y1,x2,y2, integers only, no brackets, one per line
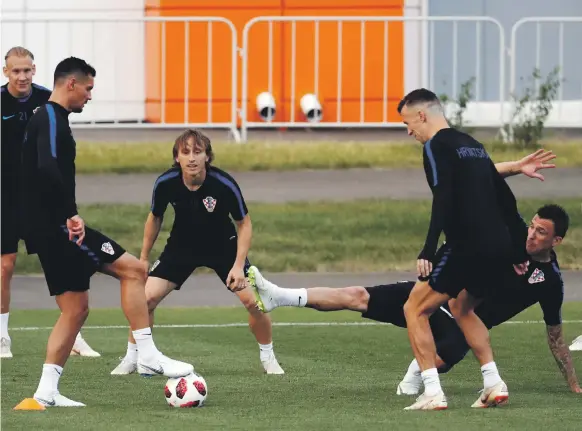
546,324,582,393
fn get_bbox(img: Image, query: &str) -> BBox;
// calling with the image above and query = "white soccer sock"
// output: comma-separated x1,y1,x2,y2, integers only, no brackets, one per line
421,368,442,397
0,313,9,339
132,328,160,361
403,359,422,381
75,332,83,341
481,361,502,388
268,281,307,307
35,364,63,396
259,342,274,361
126,342,138,362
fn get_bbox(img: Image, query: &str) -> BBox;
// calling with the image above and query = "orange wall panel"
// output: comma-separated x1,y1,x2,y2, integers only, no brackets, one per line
146,1,283,124
145,0,405,125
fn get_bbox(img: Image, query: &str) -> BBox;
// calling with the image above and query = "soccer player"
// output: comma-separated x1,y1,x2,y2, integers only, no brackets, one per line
110,129,284,376
249,205,581,395
397,88,533,410
19,57,194,407
1,47,98,359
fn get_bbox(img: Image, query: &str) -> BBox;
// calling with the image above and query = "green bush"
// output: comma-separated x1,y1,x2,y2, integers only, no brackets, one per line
502,67,562,148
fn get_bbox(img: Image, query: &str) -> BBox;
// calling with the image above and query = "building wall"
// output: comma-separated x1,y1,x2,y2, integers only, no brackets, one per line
144,0,405,125
1,0,146,123
429,0,582,101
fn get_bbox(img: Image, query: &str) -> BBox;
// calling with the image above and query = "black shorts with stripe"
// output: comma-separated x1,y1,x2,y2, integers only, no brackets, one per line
31,225,125,296
428,243,514,299
149,235,250,289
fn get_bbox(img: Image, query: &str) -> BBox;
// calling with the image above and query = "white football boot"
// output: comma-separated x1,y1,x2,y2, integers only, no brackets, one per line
1,337,13,359
569,335,582,351
471,380,509,408
34,392,86,407
261,352,285,375
404,391,448,411
397,374,422,395
70,333,101,357
110,357,138,375
137,354,194,378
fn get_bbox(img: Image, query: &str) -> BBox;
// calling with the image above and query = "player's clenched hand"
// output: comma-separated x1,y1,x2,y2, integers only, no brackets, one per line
572,386,582,394
513,261,530,275
417,259,432,280
67,215,85,245
139,258,150,278
226,265,247,292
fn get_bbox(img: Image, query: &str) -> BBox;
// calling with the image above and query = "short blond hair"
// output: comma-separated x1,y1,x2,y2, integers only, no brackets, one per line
5,46,34,63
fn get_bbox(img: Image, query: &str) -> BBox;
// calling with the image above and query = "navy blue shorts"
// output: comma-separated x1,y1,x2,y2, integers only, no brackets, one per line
428,244,513,299
149,236,250,290
34,225,125,296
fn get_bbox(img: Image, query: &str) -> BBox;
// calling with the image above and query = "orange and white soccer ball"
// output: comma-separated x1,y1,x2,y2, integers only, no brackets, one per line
164,373,208,408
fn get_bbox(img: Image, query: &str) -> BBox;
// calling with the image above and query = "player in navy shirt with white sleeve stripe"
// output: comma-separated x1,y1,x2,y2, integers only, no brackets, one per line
1,46,98,360
111,129,285,376
397,89,530,411
1,47,51,359
19,57,193,408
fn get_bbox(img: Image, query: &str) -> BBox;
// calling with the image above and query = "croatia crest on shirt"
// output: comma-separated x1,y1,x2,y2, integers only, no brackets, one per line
528,268,545,284
202,196,217,213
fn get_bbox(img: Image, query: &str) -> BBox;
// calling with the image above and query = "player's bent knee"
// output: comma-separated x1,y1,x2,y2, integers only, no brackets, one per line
403,299,417,320
342,286,369,309
405,281,447,319
236,288,260,313
122,262,147,285
60,301,90,323
241,296,259,313
105,253,147,284
449,298,476,320
1,254,16,279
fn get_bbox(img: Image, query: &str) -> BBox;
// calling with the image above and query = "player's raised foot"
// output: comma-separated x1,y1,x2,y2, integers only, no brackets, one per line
404,391,448,411
569,335,582,351
261,353,285,375
111,357,138,375
471,381,509,408
397,376,422,396
1,337,13,359
33,392,86,407
70,334,101,357
137,354,194,378
247,266,278,313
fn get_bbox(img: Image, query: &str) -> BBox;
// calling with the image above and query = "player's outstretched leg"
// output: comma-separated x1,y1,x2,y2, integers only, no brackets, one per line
235,272,284,374
33,291,89,407
248,266,307,313
248,265,371,314
104,254,193,378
